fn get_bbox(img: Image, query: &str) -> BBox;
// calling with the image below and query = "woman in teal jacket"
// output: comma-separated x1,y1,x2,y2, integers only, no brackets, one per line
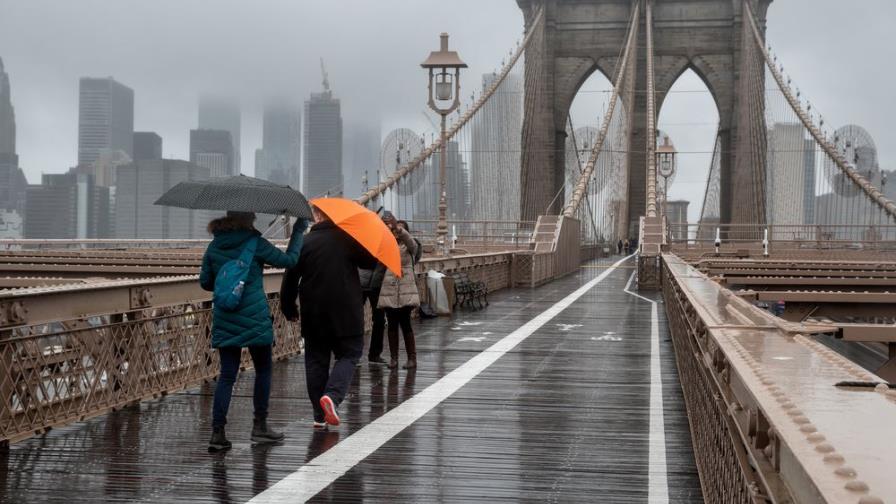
199,211,307,452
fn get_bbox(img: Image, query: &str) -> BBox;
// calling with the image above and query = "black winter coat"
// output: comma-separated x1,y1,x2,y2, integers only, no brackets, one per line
280,220,377,340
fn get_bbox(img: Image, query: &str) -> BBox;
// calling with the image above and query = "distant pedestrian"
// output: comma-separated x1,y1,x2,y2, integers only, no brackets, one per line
378,217,420,370
359,262,387,365
617,239,623,255
623,238,631,255
280,205,377,429
200,211,307,452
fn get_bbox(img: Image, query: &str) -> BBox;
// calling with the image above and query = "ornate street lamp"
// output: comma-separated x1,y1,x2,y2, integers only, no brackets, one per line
422,33,467,255
656,135,676,236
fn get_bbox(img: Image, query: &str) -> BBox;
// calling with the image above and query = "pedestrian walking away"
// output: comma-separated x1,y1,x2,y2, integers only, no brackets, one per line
199,211,307,452
280,205,378,429
360,262,387,365
378,218,421,370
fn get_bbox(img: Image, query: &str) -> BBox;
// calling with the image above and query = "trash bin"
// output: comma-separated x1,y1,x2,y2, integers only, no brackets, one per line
426,270,451,315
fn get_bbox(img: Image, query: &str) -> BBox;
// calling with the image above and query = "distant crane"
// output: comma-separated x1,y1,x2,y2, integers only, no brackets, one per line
320,58,330,93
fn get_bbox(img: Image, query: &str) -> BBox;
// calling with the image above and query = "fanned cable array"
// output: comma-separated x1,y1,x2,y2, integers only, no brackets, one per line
562,1,639,246
696,131,722,240
742,1,896,241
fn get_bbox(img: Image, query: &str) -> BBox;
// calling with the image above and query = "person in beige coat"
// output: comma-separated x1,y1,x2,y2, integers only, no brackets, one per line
377,217,420,369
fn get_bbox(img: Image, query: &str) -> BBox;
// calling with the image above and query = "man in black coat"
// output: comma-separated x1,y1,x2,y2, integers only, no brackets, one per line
280,207,377,428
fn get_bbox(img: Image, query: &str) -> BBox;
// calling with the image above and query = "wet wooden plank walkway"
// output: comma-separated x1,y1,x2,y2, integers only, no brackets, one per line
0,257,702,503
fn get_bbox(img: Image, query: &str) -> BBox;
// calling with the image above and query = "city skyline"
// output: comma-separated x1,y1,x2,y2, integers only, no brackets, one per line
3,0,891,209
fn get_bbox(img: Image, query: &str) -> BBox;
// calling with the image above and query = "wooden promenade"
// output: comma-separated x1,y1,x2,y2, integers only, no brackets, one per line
0,257,702,503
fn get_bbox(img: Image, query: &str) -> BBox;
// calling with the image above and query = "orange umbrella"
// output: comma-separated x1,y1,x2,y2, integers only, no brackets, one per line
310,198,402,277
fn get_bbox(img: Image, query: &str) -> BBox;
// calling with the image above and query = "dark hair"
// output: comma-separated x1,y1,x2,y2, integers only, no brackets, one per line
207,213,256,234
397,220,410,232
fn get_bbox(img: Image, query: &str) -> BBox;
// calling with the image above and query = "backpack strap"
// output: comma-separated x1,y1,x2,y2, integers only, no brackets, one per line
238,236,258,264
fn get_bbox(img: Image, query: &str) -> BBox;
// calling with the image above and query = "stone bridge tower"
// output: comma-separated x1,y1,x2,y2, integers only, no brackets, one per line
517,0,772,233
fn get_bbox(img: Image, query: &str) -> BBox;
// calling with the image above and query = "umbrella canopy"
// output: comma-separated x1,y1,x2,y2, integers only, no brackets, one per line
154,174,313,219
310,198,402,277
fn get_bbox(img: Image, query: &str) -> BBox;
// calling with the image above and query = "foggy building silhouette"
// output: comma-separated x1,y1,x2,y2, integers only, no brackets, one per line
255,100,300,186
343,121,380,199
25,172,110,239
666,200,690,241
78,77,134,167
766,122,816,228
429,140,468,221
190,129,234,178
0,57,15,157
0,57,27,215
470,72,522,222
198,96,240,175
115,159,210,238
303,90,342,197
133,132,163,161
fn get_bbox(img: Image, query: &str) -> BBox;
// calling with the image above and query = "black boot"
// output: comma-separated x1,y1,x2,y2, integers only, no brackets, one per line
402,328,417,369
251,417,285,444
208,426,232,452
387,324,400,369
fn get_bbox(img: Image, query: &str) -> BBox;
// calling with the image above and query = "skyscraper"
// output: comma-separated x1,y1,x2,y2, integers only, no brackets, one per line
190,129,234,178
255,100,300,186
470,73,523,222
0,57,15,157
198,96,240,174
115,159,210,238
666,200,690,241
24,172,110,238
133,132,163,161
0,154,26,212
767,122,815,227
78,77,134,167
90,149,132,187
303,90,342,197
430,140,469,221
0,57,26,213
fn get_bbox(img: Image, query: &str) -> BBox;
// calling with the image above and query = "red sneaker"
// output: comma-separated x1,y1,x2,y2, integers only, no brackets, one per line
319,395,340,426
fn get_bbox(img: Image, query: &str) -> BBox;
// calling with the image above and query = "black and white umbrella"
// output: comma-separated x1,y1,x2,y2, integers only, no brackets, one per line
154,175,313,219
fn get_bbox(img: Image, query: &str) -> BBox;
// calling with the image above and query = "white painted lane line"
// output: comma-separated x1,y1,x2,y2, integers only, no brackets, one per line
247,254,635,504
624,271,669,504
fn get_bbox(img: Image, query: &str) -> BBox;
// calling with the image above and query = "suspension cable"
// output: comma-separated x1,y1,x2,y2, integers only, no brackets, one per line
563,1,641,217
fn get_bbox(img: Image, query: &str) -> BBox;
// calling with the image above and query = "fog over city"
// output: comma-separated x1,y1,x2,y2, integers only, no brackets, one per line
1,0,894,212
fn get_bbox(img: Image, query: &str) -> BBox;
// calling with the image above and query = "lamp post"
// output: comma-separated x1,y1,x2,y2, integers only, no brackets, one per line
656,135,676,238
421,33,467,256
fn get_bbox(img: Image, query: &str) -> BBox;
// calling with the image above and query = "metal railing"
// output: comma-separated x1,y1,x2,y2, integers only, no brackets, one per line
0,239,214,251
405,220,536,252
670,224,896,251
662,252,896,503
0,248,546,444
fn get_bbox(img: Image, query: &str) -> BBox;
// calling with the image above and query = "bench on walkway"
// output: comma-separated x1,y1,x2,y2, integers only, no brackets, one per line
451,272,488,310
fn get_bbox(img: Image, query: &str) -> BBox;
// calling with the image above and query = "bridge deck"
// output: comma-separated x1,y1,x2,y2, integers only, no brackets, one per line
0,257,703,503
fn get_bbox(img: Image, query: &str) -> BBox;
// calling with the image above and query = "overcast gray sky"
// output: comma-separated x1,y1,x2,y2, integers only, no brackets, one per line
1,0,894,221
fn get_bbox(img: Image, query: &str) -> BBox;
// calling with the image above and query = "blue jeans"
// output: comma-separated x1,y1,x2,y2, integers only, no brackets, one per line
212,345,272,428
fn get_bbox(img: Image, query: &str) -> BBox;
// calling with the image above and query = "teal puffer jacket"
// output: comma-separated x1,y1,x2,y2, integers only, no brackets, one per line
200,228,303,348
